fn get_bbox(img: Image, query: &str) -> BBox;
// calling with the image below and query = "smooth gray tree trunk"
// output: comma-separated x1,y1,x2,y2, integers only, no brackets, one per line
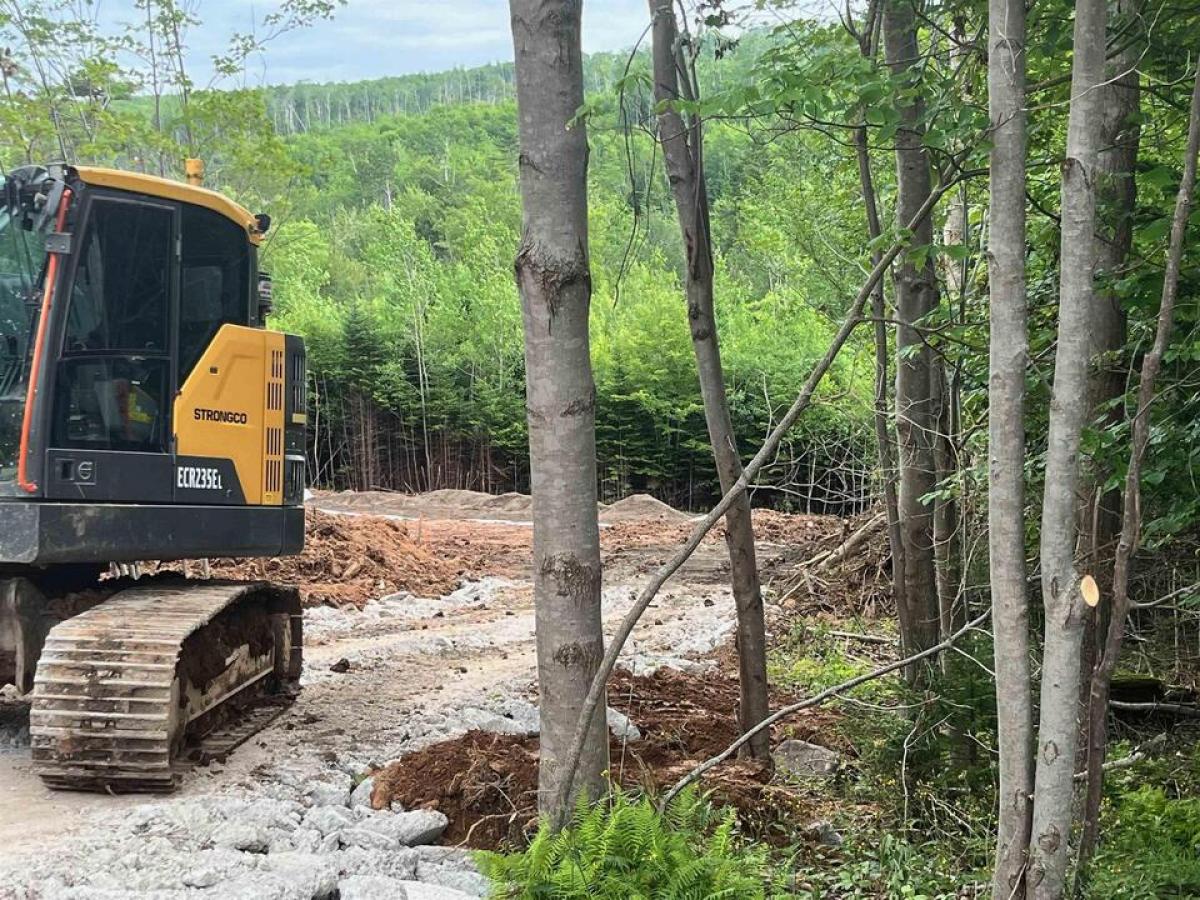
1077,60,1200,887
882,0,940,664
509,0,609,818
986,0,1034,890
1079,0,1141,716
1027,0,1106,892
647,0,770,757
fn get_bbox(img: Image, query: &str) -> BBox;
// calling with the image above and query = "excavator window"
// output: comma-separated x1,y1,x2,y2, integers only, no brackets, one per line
179,204,251,381
54,198,172,453
65,199,171,353
0,208,44,479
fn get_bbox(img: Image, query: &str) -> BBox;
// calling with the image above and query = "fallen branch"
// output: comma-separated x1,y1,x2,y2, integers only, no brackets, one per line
829,629,896,645
660,608,991,808
802,512,886,570
1073,733,1166,781
1110,700,1200,718
548,171,975,829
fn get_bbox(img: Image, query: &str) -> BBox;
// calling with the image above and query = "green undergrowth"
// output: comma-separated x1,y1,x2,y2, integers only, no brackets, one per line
477,788,787,899
481,629,1200,899
1087,733,1200,898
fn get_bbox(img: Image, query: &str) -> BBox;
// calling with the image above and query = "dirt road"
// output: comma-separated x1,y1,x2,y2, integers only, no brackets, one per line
0,491,814,899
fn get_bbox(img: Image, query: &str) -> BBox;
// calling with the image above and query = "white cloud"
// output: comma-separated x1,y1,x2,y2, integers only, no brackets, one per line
164,0,650,85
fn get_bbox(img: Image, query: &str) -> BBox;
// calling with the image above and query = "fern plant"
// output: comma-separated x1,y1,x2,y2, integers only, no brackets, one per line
477,789,773,899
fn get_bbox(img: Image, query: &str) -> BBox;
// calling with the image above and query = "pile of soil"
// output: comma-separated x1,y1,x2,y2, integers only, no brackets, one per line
209,510,462,607
598,493,694,525
311,489,533,522
600,508,845,559
370,667,839,850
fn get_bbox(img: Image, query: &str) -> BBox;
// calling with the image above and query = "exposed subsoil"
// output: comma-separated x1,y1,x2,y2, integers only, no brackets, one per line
205,509,466,606
371,666,842,850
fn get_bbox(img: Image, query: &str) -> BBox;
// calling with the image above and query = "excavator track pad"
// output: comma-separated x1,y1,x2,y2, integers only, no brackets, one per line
29,579,302,793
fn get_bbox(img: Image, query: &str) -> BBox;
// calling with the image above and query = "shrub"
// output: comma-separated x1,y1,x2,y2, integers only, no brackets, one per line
477,789,775,899
1090,785,1200,898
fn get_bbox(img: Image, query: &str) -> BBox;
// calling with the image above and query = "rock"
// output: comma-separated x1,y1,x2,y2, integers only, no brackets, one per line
414,846,485,895
360,809,449,847
335,846,421,880
339,874,412,899
774,739,840,779
802,819,843,847
457,706,526,735
492,700,540,734
394,809,449,846
330,658,352,673
291,827,324,853
264,852,339,899
304,805,356,837
303,772,353,807
416,865,488,896
340,826,399,850
182,867,223,888
606,708,641,741
351,775,376,808
211,822,271,853
398,882,477,900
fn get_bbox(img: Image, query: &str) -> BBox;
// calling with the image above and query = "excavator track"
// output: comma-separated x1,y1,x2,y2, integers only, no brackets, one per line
29,579,302,793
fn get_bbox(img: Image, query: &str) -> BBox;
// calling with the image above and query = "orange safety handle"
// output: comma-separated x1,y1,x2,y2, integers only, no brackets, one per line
18,188,72,493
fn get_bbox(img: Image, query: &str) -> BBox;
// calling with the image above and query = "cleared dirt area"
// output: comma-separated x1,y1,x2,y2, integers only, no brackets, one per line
370,666,841,849
0,490,874,898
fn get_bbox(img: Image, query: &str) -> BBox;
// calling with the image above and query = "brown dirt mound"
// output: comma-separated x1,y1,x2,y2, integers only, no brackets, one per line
208,509,462,607
371,667,838,849
481,492,533,515
599,493,694,525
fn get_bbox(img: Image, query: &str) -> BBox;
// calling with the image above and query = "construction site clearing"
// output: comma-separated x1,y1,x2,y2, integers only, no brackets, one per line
0,489,890,898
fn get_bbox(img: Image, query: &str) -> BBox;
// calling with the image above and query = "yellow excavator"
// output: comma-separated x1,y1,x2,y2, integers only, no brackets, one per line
0,162,306,792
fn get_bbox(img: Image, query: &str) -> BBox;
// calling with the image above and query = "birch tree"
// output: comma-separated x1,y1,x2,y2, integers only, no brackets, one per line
508,0,609,817
1027,0,1107,892
647,0,770,758
986,0,1033,890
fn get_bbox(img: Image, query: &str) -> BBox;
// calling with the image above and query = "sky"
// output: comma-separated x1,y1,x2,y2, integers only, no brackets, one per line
177,0,656,87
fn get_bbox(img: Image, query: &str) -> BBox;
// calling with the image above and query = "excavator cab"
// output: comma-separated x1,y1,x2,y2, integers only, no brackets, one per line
0,164,307,792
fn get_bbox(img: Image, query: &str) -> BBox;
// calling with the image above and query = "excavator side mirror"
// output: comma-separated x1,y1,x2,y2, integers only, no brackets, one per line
254,213,271,235
257,271,273,320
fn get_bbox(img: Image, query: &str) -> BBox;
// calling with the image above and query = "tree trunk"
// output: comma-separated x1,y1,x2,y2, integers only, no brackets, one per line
882,0,940,665
987,0,1034,890
509,0,609,818
1077,60,1200,885
854,125,908,642
1027,0,1107,893
647,0,770,758
1079,0,1141,722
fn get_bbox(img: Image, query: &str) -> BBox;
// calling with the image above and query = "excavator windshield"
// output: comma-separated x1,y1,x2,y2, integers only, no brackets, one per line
0,207,45,481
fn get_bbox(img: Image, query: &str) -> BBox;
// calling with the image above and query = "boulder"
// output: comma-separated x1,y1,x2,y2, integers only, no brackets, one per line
304,805,356,837
339,874,412,900
774,739,840,779
211,822,271,853
359,809,449,847
606,708,641,741
303,772,352,808
398,882,477,900
351,775,376,808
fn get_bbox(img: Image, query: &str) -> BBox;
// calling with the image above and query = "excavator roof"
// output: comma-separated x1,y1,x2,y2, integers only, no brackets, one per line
72,165,264,246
